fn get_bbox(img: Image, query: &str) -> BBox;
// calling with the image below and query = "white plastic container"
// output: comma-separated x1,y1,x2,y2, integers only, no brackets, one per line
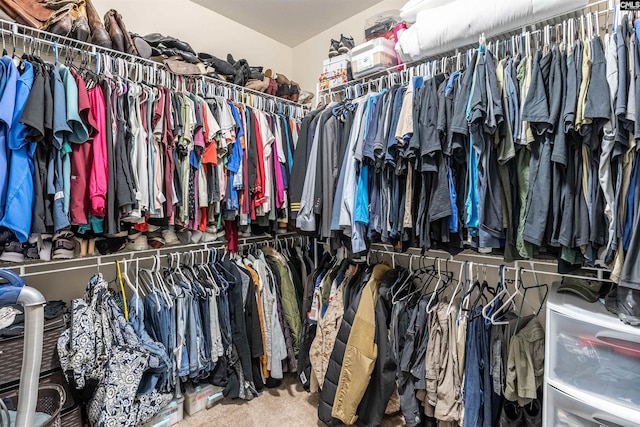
350,37,398,79
320,54,351,90
183,383,224,416
140,397,184,427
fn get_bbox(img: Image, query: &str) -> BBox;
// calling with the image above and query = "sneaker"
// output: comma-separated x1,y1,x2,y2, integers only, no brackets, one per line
523,399,541,427
499,401,524,427
338,34,354,54
24,236,40,261
148,236,166,249
0,239,26,263
162,229,180,246
329,39,340,58
52,231,76,259
176,230,192,245
126,234,150,251
39,235,53,262
617,286,640,326
190,230,203,244
201,231,222,243
95,237,127,255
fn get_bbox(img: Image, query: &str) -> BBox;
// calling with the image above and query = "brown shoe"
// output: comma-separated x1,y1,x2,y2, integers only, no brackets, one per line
86,0,112,48
104,10,124,52
290,81,300,102
47,13,73,37
71,3,90,42
113,11,139,56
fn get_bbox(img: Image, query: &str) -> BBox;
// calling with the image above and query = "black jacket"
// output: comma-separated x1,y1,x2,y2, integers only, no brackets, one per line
356,269,398,426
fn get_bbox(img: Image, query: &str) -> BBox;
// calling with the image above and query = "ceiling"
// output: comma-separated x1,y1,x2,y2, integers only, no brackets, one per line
191,0,383,47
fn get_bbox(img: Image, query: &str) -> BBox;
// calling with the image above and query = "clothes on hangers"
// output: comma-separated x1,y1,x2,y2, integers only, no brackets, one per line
292,18,640,288
296,253,546,427
0,52,301,262
57,239,310,426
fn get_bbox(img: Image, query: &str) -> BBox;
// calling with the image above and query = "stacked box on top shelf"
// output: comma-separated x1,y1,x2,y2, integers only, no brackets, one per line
319,54,351,90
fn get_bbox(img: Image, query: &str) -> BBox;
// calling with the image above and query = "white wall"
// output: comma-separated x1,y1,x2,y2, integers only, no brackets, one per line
292,0,407,96
92,0,293,78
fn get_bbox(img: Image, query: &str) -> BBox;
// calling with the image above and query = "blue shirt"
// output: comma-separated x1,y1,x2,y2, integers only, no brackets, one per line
0,56,18,219
0,61,35,242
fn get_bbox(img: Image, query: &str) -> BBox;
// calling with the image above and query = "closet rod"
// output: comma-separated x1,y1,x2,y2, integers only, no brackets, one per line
369,243,609,274
319,0,611,97
1,232,303,277
367,247,615,283
14,234,308,278
0,19,308,117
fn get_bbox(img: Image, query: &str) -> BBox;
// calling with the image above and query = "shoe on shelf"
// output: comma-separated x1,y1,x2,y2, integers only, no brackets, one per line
52,231,76,260
162,229,181,246
39,234,53,262
24,235,40,261
338,34,355,54
276,84,291,100
0,227,14,246
329,39,340,58
0,238,26,263
148,236,166,249
126,234,150,251
289,82,300,102
190,230,203,244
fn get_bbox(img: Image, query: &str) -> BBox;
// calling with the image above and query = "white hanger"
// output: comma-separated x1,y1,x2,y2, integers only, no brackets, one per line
482,265,513,325
446,261,466,315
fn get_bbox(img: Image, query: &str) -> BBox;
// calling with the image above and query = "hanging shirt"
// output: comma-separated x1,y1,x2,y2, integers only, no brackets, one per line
0,61,34,242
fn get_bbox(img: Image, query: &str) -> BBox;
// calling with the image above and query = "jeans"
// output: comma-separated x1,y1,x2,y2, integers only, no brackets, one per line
131,294,172,393
463,310,493,427
175,283,190,381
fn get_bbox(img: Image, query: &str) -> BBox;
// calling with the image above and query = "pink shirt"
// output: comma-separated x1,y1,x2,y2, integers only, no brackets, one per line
89,86,107,217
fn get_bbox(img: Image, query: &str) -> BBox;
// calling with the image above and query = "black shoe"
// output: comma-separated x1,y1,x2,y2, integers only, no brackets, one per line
276,83,290,99
23,240,40,261
329,39,340,58
499,401,524,427
605,285,619,316
0,239,26,263
202,55,238,76
523,399,541,427
143,33,195,54
338,34,355,54
0,227,13,246
227,53,236,65
617,286,640,326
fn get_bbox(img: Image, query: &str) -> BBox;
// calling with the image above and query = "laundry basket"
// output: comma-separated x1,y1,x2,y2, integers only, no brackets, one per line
0,384,66,427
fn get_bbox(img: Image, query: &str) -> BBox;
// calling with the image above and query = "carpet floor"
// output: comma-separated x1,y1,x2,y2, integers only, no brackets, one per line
180,374,406,426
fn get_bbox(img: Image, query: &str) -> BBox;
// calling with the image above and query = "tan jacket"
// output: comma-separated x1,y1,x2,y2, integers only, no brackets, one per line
332,264,390,424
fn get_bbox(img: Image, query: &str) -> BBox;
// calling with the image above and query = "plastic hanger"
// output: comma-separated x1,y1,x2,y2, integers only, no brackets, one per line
446,261,467,316
426,258,443,314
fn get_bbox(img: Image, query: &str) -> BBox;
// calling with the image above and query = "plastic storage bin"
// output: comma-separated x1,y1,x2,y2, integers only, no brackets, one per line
183,383,223,416
140,397,184,427
545,382,639,427
351,38,398,79
546,289,640,415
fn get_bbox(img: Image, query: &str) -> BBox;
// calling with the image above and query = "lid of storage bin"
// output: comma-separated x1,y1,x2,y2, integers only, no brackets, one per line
351,37,396,56
548,282,640,336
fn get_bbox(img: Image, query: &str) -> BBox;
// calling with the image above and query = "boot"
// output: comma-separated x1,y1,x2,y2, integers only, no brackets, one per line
71,3,90,42
227,53,236,65
202,55,238,77
290,81,300,102
104,10,124,52
47,13,73,37
112,11,138,55
86,0,112,48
